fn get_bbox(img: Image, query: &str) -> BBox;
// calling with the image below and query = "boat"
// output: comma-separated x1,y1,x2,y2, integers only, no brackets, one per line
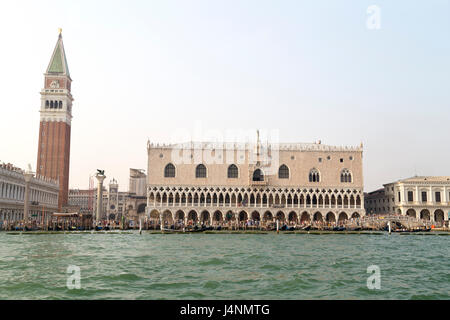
411,227,431,233
186,227,206,233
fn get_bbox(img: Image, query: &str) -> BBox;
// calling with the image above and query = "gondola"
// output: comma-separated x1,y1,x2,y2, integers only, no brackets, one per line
411,227,431,233
185,227,207,233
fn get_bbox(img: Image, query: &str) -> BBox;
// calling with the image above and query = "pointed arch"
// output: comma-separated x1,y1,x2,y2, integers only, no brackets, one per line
250,193,256,206
175,210,185,220
276,211,285,221
213,210,223,222
251,211,261,221
309,168,320,182
200,210,210,222
195,164,207,178
263,211,273,221
230,193,236,206
313,212,323,222
278,165,290,179
227,164,239,178
288,211,298,222
188,210,198,222
252,169,264,182
338,212,348,222
225,210,235,221
326,212,336,222
340,169,352,183
262,193,268,206
162,210,173,224
300,211,310,223
238,211,248,221
164,163,176,178
256,193,262,206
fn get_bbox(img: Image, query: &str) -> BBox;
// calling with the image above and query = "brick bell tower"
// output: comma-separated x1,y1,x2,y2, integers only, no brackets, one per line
36,30,73,211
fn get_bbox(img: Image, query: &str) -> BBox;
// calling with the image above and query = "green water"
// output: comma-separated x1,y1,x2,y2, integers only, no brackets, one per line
0,232,448,300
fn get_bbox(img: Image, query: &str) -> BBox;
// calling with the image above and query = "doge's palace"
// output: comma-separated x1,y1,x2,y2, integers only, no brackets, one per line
146,134,365,225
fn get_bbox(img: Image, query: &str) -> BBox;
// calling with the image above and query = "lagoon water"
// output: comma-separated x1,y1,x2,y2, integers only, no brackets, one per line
0,232,448,300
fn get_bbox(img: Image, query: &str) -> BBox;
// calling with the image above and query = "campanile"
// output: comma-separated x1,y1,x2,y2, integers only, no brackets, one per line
36,30,73,211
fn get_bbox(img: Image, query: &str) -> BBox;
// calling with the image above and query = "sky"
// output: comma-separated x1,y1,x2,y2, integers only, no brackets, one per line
0,0,449,192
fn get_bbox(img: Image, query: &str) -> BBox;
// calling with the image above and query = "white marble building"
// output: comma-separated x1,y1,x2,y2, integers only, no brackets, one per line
365,176,450,226
0,162,59,222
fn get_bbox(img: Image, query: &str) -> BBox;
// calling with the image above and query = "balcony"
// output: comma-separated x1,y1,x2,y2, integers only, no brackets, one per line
249,180,268,186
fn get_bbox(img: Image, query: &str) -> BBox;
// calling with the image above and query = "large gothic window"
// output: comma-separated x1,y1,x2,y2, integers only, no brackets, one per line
340,169,352,183
164,163,175,178
253,169,264,182
278,165,289,179
228,165,238,178
196,164,207,178
309,168,320,182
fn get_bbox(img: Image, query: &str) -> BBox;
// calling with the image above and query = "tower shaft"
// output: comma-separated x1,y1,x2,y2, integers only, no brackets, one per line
36,33,73,211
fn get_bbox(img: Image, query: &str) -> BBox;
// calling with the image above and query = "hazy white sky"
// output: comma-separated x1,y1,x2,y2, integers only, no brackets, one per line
0,0,449,191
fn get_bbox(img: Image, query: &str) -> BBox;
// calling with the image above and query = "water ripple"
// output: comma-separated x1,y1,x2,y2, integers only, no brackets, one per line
0,233,448,299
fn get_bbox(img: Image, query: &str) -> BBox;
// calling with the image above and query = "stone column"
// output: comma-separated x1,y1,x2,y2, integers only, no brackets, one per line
415,186,419,204
23,172,34,222
443,186,447,204
95,174,106,222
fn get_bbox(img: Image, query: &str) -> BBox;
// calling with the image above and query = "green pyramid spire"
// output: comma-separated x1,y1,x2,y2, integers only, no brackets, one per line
46,32,70,77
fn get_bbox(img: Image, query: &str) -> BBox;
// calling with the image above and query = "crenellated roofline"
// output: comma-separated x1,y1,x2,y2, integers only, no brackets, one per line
147,141,363,152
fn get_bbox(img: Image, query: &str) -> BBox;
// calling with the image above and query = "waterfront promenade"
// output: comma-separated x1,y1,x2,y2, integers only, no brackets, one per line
1,215,448,233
